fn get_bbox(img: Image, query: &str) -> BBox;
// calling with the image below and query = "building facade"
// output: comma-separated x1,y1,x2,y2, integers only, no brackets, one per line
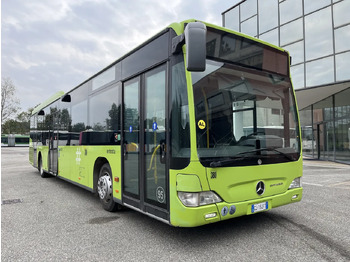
222,0,350,164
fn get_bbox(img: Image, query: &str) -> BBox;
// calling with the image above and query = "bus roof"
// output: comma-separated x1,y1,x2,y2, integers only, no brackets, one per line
31,19,289,114
31,91,65,115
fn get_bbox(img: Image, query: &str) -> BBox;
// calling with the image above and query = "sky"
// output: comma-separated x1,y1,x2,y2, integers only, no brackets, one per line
2,0,240,112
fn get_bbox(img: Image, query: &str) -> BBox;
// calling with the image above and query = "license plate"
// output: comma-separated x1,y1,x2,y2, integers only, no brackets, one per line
251,202,268,213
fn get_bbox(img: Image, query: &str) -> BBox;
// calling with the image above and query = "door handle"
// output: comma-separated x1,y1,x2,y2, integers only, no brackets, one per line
160,142,166,164
123,143,128,160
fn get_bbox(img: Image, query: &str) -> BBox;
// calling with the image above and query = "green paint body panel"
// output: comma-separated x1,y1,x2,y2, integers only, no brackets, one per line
170,159,303,227
176,174,202,192
35,145,122,200
37,145,49,171
57,145,122,200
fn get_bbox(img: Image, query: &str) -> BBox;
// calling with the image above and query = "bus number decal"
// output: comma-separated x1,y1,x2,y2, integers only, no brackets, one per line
76,148,81,165
156,186,165,203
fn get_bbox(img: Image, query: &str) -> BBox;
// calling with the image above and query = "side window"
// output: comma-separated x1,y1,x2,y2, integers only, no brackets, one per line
69,84,88,146
85,83,121,145
170,55,190,169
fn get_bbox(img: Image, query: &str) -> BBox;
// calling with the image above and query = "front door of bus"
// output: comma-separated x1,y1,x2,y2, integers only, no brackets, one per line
123,64,168,217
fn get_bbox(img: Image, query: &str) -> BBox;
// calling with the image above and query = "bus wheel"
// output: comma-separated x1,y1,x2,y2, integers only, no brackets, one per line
38,157,48,178
97,163,119,212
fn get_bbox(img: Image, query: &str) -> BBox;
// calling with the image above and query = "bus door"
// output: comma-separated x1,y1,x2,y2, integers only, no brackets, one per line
122,64,168,220
48,130,59,175
48,109,59,175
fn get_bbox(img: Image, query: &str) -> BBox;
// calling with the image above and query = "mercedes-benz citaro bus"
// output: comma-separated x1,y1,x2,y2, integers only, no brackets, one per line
29,19,302,227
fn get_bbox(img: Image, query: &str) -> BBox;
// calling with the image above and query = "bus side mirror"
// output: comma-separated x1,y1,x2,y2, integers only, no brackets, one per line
184,22,207,72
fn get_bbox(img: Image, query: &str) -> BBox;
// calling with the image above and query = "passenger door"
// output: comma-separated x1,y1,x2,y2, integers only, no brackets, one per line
122,64,168,219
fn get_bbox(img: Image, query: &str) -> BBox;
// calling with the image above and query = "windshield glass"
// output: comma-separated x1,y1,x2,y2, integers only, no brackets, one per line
192,60,300,167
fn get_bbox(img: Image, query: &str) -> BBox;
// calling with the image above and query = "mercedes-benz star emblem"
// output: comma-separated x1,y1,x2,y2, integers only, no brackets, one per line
256,181,265,195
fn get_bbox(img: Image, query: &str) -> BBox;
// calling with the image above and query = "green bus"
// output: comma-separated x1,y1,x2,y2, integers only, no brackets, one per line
2,134,30,147
29,19,303,227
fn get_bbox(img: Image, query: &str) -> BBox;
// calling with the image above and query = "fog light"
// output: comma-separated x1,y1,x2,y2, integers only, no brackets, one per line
205,213,217,219
292,194,298,200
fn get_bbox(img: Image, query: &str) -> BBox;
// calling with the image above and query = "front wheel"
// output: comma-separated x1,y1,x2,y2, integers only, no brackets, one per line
97,163,120,212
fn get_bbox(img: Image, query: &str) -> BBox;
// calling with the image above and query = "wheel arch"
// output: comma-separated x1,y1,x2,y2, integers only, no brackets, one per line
93,157,109,193
37,151,43,168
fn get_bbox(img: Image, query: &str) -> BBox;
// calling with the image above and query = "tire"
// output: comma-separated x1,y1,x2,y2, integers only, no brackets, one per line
97,163,120,212
38,157,48,178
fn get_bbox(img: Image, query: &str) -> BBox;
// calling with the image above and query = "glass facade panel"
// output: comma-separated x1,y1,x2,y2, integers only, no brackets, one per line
335,52,350,82
333,0,350,28
284,41,304,65
313,97,334,160
222,0,350,164
224,8,239,31
259,29,279,46
299,107,314,155
306,56,334,87
305,7,333,61
280,0,302,24
240,0,257,21
335,88,350,164
303,0,331,14
290,64,305,89
280,18,303,46
241,16,257,37
335,25,350,53
258,0,278,33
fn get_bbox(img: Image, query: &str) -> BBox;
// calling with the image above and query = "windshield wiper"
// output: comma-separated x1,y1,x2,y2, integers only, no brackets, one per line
209,157,247,167
235,147,295,161
209,148,295,167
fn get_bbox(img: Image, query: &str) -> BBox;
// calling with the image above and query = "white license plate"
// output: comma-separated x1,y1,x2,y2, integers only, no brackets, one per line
251,202,268,213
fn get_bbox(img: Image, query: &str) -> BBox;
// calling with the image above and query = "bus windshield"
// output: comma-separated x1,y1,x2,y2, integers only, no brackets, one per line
192,60,300,167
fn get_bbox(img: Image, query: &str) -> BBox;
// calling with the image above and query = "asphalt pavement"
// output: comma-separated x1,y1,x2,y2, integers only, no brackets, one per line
1,147,350,261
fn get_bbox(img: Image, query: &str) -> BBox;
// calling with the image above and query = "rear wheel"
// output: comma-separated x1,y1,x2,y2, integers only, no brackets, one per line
97,163,120,212
38,157,48,178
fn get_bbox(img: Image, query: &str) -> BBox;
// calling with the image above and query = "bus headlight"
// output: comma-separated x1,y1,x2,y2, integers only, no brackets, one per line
288,177,301,189
178,191,222,207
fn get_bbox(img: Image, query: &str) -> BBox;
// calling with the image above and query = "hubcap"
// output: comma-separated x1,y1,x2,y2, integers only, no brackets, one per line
97,174,112,201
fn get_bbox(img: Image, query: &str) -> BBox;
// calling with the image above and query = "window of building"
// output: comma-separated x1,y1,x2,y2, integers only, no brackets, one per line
258,0,278,33
280,18,303,46
335,25,350,54
335,52,350,82
280,0,302,24
241,16,257,37
260,28,279,46
284,41,304,65
224,8,239,31
306,56,334,87
334,0,350,28
334,88,350,164
240,0,257,21
303,0,331,14
305,7,333,61
290,64,305,89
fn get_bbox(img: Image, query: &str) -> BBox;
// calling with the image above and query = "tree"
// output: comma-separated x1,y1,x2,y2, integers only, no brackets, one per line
1,108,32,134
1,77,20,123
